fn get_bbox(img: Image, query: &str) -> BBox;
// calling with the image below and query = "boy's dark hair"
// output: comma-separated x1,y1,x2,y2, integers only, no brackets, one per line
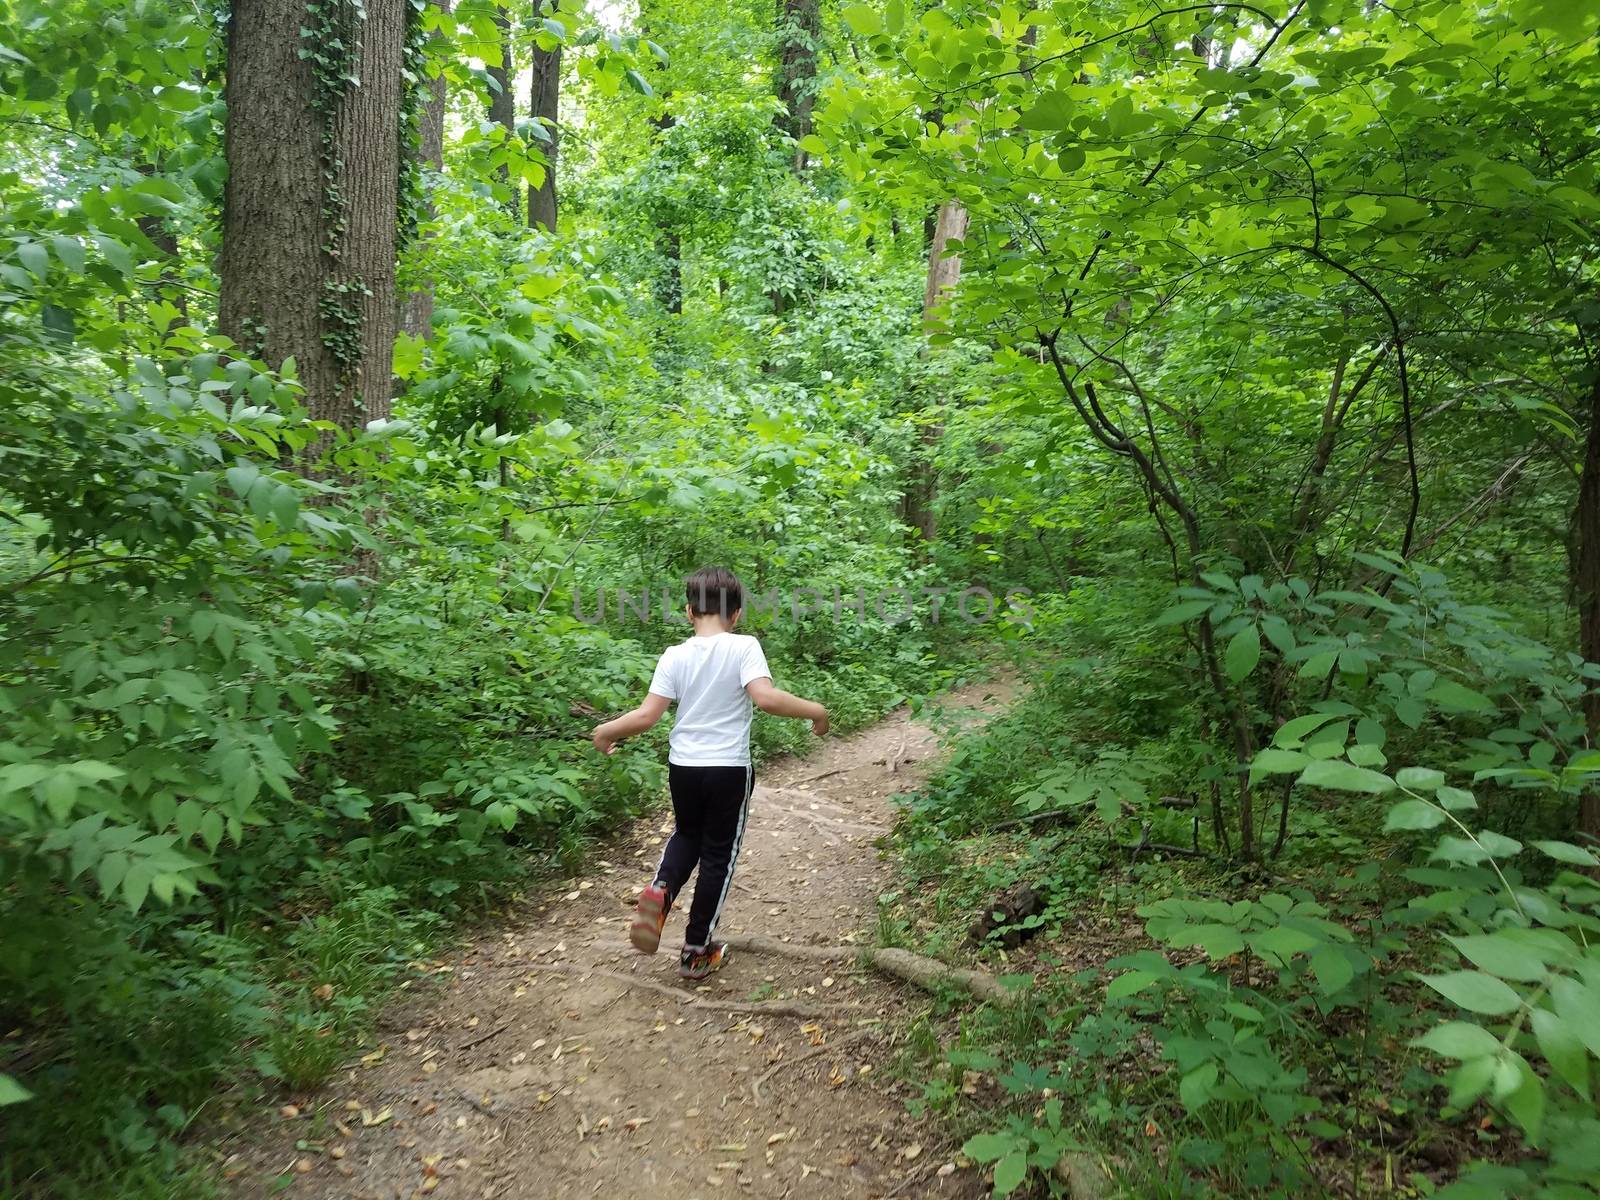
685,566,743,618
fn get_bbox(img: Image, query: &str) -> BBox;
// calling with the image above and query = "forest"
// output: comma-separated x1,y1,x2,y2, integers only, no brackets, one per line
2,0,1599,1196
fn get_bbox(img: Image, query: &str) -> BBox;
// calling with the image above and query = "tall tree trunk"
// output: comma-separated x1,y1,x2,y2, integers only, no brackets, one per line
775,0,819,172
221,0,407,433
923,199,969,329
1575,362,1600,842
399,0,450,343
487,6,518,219
526,35,560,231
901,197,969,546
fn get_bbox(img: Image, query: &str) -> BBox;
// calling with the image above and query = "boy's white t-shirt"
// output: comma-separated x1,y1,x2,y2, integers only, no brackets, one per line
648,632,771,766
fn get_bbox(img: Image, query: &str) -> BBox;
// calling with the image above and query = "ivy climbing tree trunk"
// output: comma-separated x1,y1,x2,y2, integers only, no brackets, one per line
487,5,518,219
220,0,407,434
774,0,819,172
399,0,450,344
526,32,560,231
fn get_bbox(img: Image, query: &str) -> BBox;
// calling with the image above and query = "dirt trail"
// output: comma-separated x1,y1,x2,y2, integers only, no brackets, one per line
224,677,1014,1200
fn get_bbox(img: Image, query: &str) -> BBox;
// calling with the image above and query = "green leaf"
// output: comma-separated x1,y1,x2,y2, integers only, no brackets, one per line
1447,1054,1498,1109
1188,923,1246,960
842,3,884,35
1396,767,1444,791
1346,743,1386,768
198,809,223,852
1531,840,1599,866
1300,758,1394,795
1420,970,1523,1016
1447,933,1551,984
1225,624,1260,683
1250,748,1309,777
1106,969,1156,999
0,1073,32,1106
1414,1020,1502,1060
1475,829,1522,859
1247,926,1319,965
1179,1062,1219,1111
1153,599,1212,626
68,759,123,783
1384,799,1444,831
961,1133,1016,1164
1297,650,1338,679
1310,946,1355,995
1551,977,1600,1056
1425,681,1494,714
993,1151,1028,1196
271,482,300,530
1273,711,1346,747
123,862,155,912
95,233,134,275
96,850,128,896
15,240,49,279
1393,696,1425,728
226,461,260,498
1501,1056,1545,1141
51,235,86,273
1530,1009,1590,1099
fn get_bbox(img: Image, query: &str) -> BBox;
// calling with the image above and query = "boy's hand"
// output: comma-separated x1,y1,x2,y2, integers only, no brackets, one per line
591,727,618,755
812,709,830,737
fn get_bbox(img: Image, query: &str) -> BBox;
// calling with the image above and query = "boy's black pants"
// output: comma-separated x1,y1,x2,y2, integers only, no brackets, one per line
655,763,753,949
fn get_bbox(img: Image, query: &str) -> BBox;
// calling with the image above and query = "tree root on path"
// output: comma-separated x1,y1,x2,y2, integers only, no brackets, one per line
523,961,843,1019
750,1025,880,1105
722,933,1026,1007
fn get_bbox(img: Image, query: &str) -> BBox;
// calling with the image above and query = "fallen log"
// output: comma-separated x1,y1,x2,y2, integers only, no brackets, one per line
722,932,1026,1007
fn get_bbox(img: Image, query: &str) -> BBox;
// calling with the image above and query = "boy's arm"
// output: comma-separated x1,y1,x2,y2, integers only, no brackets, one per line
592,693,671,755
746,677,829,736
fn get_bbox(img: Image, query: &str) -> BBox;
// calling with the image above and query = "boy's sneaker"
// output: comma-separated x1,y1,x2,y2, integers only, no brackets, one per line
629,883,670,954
679,943,729,981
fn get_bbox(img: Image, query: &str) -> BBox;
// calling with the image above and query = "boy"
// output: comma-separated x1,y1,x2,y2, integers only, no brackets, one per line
591,567,829,980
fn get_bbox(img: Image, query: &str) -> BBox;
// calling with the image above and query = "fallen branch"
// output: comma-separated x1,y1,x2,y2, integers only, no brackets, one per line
453,1088,500,1117
883,1156,947,1197
992,808,1081,833
723,933,1026,1007
458,1023,509,1052
993,795,1194,832
788,765,848,786
524,961,838,1019
1121,840,1212,861
751,1026,880,1105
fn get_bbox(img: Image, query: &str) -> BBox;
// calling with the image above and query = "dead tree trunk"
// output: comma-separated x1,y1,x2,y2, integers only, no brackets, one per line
221,0,407,433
